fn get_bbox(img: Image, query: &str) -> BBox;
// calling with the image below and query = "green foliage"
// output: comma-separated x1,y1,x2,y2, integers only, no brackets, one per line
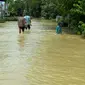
41,0,57,19
0,19,6,23
7,0,41,17
7,0,75,18
69,0,85,37
77,21,85,37
5,17,17,21
82,30,85,38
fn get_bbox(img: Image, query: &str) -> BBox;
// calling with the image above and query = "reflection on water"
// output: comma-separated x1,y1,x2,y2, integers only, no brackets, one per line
18,34,25,48
0,20,85,85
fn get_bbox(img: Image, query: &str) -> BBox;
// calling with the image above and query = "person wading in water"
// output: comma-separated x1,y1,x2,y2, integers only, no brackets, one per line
56,22,62,34
24,14,31,30
18,14,26,33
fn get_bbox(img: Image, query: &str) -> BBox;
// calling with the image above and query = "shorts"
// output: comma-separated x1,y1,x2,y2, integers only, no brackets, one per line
19,26,25,32
25,24,30,29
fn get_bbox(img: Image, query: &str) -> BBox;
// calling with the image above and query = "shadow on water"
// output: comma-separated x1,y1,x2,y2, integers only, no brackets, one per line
18,34,25,48
18,30,31,48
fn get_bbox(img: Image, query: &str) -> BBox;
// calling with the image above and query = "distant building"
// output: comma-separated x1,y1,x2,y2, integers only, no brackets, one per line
0,1,8,18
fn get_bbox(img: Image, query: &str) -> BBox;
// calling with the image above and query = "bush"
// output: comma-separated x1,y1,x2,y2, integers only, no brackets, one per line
69,19,78,32
82,30,85,38
0,18,6,23
5,17,17,21
78,21,85,37
81,23,85,38
0,17,17,23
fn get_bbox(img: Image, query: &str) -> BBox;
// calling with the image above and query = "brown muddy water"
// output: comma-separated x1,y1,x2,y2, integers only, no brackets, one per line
0,19,85,85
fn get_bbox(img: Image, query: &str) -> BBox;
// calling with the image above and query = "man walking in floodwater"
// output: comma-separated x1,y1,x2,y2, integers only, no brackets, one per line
18,14,25,33
24,14,31,30
56,22,62,34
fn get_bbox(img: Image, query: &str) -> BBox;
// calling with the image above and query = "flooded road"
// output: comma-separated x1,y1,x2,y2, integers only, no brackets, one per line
0,19,85,85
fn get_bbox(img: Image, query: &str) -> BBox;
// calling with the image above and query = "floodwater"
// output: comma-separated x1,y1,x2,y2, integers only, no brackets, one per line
0,19,85,85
